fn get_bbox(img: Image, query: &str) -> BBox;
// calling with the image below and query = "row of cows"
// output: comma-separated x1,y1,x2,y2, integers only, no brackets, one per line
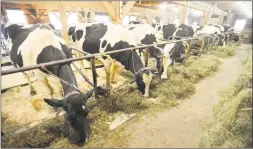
1,21,239,146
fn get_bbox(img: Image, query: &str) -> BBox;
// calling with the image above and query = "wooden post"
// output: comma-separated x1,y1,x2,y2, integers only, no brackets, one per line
114,1,121,24
179,5,187,24
218,15,222,25
101,1,122,24
122,1,135,17
204,11,209,25
58,3,69,45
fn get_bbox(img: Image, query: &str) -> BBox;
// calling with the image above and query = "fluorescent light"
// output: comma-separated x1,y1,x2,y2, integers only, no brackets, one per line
160,2,167,11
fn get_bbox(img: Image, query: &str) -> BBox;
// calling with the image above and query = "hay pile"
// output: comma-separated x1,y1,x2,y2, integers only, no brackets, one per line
199,53,252,148
2,116,65,148
2,53,223,148
209,43,239,58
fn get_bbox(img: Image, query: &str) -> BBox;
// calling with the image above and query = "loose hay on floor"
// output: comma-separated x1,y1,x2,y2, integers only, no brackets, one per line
2,51,223,148
199,52,252,148
209,43,239,58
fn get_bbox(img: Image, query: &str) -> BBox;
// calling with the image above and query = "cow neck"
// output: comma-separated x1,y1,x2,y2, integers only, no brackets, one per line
128,50,144,74
111,50,144,75
57,64,79,96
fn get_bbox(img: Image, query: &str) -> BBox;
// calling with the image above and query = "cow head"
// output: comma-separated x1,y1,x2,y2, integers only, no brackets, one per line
131,68,155,97
44,89,94,146
170,42,187,63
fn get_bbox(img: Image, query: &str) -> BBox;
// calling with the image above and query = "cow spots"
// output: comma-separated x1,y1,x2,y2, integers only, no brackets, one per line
76,30,83,41
72,35,77,42
37,45,68,74
102,40,107,48
141,34,156,45
129,27,135,30
158,26,161,31
68,26,76,36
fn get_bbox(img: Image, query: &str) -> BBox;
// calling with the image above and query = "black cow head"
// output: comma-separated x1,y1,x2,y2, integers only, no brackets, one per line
170,42,187,63
44,89,94,146
132,67,155,97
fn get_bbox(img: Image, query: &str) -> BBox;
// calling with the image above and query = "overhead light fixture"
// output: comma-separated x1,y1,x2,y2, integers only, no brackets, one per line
160,2,167,11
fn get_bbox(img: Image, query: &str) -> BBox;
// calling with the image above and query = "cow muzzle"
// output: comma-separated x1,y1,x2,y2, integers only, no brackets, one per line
129,67,158,84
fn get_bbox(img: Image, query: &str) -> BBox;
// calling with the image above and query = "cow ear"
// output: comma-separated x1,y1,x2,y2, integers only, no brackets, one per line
44,98,65,107
84,89,94,100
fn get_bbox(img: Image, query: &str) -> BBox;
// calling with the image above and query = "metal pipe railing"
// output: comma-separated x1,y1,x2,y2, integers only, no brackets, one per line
1,33,229,76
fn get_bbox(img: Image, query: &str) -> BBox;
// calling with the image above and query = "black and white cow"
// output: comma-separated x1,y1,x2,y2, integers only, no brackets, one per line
152,23,195,40
3,22,93,146
68,23,154,97
125,24,163,74
223,25,239,42
150,23,193,79
194,24,226,46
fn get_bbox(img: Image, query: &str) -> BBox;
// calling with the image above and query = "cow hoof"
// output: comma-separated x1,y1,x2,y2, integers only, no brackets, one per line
161,75,168,80
30,90,37,96
143,94,149,98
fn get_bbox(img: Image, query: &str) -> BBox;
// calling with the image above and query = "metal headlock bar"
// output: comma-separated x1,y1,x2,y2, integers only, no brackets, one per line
1,33,229,76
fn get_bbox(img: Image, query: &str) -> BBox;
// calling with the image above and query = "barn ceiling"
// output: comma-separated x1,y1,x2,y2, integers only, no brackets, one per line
215,1,252,16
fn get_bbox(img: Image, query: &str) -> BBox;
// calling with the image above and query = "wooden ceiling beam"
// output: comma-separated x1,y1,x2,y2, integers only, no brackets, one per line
101,1,116,20
123,1,135,16
21,8,36,20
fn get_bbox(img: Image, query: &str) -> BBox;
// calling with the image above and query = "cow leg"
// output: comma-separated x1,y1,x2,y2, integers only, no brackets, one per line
142,72,153,97
143,49,148,67
97,57,112,96
161,55,172,79
23,72,37,96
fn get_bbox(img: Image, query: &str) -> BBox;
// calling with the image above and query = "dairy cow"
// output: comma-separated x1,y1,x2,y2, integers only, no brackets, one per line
151,23,193,79
222,25,239,42
3,23,94,146
68,23,154,97
194,24,226,46
125,24,163,74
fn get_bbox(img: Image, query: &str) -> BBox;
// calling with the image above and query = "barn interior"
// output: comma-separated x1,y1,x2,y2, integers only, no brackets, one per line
1,0,252,148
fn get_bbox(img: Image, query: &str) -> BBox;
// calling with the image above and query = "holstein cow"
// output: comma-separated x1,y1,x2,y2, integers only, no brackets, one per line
194,24,226,46
125,24,163,75
67,23,154,97
151,23,193,79
222,25,239,42
3,23,94,146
